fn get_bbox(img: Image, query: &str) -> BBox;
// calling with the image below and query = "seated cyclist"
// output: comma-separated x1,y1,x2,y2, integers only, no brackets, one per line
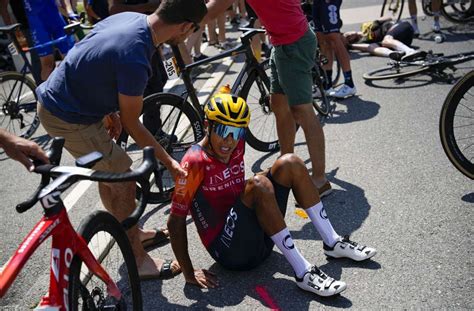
342,17,426,60
167,92,377,297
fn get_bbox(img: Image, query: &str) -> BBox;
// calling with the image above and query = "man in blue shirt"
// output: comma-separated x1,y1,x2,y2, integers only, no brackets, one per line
37,0,207,280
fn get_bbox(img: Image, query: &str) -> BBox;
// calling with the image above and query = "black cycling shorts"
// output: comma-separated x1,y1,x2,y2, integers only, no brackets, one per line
386,21,414,46
312,0,343,33
207,171,290,271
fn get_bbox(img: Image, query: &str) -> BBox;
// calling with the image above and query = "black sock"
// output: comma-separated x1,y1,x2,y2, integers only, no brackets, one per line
324,70,333,90
343,70,354,88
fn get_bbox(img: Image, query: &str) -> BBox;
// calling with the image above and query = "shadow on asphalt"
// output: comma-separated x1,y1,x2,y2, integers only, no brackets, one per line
461,192,474,203
324,96,380,125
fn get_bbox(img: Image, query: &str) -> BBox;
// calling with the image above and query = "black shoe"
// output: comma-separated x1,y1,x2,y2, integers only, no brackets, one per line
402,50,428,62
202,32,208,43
193,53,208,62
389,51,405,61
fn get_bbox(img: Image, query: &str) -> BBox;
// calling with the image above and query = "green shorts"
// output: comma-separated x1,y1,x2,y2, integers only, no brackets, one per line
269,29,317,106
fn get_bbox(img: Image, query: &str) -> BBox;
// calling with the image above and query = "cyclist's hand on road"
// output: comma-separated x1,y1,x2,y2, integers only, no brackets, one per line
103,112,122,140
0,131,49,171
169,158,187,179
185,269,219,289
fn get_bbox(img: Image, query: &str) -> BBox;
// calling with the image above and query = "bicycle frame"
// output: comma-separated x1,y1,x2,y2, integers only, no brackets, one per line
170,29,267,119
0,197,120,309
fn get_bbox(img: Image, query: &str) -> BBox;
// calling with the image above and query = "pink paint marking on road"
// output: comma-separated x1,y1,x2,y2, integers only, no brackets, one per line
255,285,280,310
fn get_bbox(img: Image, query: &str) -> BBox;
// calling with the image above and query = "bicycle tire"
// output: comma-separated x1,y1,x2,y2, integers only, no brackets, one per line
380,0,405,21
441,0,474,23
0,72,39,138
239,59,280,152
312,63,331,116
363,62,430,81
332,59,342,87
439,70,474,179
118,93,203,204
422,0,434,15
69,211,142,311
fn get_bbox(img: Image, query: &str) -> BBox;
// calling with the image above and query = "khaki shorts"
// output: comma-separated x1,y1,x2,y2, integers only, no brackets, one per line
270,28,317,106
38,104,132,173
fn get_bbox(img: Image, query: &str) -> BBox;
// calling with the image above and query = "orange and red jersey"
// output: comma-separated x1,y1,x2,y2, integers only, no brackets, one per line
170,140,246,247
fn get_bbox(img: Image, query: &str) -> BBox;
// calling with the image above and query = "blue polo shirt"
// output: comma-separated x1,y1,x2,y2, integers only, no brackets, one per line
37,12,156,124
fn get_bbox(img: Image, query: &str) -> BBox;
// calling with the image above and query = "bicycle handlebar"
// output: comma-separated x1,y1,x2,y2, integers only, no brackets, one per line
16,137,157,230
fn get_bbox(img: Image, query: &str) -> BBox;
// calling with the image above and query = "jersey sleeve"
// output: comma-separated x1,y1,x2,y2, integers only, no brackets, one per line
170,146,205,217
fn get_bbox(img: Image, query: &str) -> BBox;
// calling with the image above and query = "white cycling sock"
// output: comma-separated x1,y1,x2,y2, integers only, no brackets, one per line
305,202,340,247
271,228,311,278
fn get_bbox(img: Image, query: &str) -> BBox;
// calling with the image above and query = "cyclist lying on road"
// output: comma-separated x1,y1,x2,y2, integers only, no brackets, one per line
167,93,377,297
342,17,426,60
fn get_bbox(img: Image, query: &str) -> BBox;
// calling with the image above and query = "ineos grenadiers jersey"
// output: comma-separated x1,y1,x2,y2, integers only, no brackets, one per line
171,141,246,248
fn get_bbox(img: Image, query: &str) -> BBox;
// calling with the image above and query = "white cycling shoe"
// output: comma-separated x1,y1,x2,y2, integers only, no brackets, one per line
296,265,347,297
324,235,377,261
329,85,356,99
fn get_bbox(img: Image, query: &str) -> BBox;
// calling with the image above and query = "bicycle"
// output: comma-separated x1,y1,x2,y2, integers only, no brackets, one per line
381,0,474,23
362,50,474,81
117,26,335,204
439,70,473,179
0,21,91,139
0,137,157,310
422,0,474,23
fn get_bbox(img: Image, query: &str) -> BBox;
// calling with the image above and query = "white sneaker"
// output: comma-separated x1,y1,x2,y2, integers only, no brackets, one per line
313,86,335,98
324,235,377,261
296,266,347,297
329,85,356,99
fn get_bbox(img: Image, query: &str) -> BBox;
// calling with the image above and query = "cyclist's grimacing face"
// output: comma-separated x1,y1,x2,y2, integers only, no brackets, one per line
208,122,245,162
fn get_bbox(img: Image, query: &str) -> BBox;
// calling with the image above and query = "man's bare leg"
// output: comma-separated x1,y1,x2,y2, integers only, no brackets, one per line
40,55,56,81
98,181,180,277
271,93,296,154
290,104,326,187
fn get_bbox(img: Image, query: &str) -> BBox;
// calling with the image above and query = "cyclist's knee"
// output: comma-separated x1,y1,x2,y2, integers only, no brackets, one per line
246,175,274,197
273,153,306,176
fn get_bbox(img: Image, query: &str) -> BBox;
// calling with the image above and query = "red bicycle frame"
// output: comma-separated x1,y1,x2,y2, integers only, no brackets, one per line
0,199,121,310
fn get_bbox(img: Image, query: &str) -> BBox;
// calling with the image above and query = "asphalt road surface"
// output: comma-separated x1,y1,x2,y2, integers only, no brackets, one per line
1,2,473,310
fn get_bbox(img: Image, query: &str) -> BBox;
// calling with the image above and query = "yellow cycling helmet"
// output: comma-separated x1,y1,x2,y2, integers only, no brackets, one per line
205,93,250,128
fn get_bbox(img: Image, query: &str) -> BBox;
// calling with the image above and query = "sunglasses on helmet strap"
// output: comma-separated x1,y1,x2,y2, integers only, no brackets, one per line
212,123,246,140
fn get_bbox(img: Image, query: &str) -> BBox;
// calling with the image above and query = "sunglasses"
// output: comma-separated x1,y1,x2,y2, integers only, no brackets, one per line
213,123,246,140
185,19,200,33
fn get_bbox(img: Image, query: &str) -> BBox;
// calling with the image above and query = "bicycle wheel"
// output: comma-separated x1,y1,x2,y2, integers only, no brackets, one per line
69,211,142,310
119,93,203,203
0,72,39,138
422,0,434,15
312,63,331,116
363,62,429,81
239,59,280,152
441,0,474,23
439,70,474,179
380,0,405,21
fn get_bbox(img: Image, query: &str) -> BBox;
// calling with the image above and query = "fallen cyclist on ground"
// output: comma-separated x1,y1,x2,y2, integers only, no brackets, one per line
167,92,377,297
342,17,427,61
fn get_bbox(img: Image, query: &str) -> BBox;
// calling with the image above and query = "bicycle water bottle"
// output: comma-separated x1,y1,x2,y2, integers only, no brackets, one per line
433,33,445,44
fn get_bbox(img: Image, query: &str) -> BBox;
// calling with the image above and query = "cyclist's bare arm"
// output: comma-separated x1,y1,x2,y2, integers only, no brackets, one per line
168,214,218,289
118,93,186,179
204,0,236,23
108,0,158,15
